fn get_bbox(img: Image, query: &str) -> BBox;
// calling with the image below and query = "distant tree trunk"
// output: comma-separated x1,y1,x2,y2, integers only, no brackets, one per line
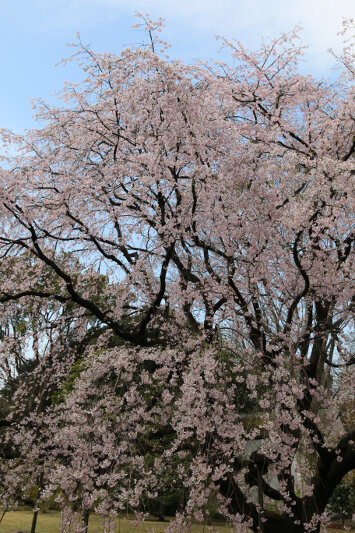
31,470,44,533
82,509,90,533
0,509,7,524
257,468,264,533
157,504,165,522
30,509,38,533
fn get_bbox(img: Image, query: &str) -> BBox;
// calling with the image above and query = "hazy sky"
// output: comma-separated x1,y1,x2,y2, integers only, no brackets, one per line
0,0,353,133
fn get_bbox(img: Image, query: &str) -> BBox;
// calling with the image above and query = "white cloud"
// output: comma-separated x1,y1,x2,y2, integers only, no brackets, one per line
96,0,353,70
29,0,354,72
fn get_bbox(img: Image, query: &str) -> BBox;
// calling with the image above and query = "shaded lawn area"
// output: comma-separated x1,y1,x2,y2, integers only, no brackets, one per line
0,510,348,532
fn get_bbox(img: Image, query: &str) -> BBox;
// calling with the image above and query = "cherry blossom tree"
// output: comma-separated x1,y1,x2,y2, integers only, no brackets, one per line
0,15,354,533
0,258,113,531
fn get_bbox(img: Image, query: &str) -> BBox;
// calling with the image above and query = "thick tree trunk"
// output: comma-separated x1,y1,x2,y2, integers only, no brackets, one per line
219,476,323,533
262,515,308,533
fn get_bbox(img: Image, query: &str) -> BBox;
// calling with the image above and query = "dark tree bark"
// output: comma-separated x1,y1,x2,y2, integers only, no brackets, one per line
30,508,38,533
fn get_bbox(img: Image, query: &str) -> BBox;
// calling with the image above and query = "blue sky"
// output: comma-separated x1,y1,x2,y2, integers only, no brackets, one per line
0,0,353,134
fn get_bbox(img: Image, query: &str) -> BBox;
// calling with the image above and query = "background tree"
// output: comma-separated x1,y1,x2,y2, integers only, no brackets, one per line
0,255,119,532
327,472,355,527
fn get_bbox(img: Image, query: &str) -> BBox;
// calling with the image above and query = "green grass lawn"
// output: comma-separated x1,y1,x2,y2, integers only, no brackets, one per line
0,510,347,532
0,510,233,532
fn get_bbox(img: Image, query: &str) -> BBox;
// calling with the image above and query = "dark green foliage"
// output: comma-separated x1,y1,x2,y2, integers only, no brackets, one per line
142,488,185,521
327,476,355,526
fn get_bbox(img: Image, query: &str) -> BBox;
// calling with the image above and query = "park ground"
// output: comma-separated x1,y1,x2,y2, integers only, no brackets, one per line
0,510,349,532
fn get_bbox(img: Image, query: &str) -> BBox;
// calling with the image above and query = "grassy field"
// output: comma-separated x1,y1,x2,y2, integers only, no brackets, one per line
0,510,347,532
0,510,233,532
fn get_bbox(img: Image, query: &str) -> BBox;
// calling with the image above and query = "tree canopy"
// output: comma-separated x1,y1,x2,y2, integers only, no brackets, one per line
0,15,354,533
